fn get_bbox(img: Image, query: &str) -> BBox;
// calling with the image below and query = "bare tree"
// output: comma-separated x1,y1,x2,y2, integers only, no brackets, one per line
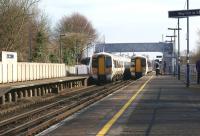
0,0,38,49
191,29,200,63
55,13,98,64
57,13,97,43
0,0,51,62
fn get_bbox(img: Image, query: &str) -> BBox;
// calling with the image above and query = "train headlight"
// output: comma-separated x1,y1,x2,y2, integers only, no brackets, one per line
106,68,112,74
92,68,97,75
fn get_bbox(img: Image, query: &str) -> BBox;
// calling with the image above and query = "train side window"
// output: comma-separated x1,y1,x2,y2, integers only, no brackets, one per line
92,57,98,68
106,57,112,68
116,60,119,68
131,59,135,67
124,62,129,68
114,60,117,68
147,61,151,67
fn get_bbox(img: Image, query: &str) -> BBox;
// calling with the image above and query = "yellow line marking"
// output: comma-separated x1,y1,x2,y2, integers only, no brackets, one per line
96,75,153,136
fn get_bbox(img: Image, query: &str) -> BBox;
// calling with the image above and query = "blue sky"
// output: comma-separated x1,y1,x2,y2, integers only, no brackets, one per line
39,0,200,52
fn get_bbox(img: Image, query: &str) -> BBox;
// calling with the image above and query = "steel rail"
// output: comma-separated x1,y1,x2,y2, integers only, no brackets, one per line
0,80,131,136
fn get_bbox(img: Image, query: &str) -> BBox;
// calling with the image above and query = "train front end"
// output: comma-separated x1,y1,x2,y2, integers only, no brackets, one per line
130,56,147,79
90,53,112,84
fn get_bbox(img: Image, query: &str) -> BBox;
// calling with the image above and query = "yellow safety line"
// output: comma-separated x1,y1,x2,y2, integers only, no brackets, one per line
96,75,153,136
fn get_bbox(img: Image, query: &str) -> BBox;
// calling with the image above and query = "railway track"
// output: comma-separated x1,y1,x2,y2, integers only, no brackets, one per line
0,80,132,136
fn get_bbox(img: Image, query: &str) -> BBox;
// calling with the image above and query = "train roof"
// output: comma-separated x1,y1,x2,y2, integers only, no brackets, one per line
131,55,147,59
93,52,130,58
92,52,130,61
92,52,113,56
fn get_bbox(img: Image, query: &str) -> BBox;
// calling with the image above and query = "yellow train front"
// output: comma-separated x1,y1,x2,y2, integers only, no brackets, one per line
130,55,152,79
89,52,130,84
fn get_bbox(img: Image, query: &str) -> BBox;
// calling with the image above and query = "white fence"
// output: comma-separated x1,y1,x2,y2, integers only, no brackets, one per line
66,65,76,75
66,65,89,75
0,62,66,84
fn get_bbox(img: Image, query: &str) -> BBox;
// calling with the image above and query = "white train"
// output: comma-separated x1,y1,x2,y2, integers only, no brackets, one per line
89,52,131,84
130,55,153,79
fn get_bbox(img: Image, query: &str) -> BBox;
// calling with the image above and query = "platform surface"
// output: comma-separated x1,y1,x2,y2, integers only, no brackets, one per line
39,75,200,136
0,76,87,97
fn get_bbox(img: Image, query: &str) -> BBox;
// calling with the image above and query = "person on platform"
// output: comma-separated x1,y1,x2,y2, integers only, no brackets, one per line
196,59,200,84
155,61,160,76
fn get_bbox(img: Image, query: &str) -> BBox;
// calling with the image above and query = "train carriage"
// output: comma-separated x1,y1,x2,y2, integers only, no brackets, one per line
89,52,131,84
130,55,152,79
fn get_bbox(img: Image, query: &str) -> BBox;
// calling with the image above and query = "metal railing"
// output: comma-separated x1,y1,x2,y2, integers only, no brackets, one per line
180,64,197,84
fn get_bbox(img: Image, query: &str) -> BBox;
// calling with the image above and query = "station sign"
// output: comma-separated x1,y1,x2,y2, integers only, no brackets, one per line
169,9,200,18
1,51,17,63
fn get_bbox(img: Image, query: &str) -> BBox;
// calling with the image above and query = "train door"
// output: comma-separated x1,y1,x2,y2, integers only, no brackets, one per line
135,58,142,79
98,56,105,75
97,56,107,83
141,58,147,75
135,58,141,72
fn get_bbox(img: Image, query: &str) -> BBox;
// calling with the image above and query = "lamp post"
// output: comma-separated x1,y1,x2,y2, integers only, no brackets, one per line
166,35,177,76
59,34,66,63
177,19,182,80
168,27,182,79
29,26,32,62
186,0,190,87
75,40,79,65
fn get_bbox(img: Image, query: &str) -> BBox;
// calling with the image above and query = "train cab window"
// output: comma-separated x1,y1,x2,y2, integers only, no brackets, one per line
141,58,146,67
92,57,98,68
106,57,112,68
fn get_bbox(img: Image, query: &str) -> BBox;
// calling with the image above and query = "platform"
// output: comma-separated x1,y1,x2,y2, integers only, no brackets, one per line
0,76,87,104
39,75,200,136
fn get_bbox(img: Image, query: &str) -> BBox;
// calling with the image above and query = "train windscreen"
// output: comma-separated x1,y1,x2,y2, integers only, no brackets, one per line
106,57,112,68
92,57,98,68
141,58,146,67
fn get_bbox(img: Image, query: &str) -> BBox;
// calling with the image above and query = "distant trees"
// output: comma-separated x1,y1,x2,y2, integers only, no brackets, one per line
0,1,98,64
0,0,50,62
55,13,98,65
32,13,50,62
193,30,200,62
180,30,200,64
